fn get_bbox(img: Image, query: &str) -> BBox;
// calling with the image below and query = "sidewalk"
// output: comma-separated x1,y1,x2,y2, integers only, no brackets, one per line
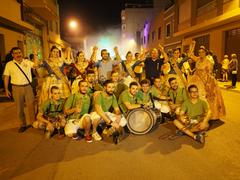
217,80,240,93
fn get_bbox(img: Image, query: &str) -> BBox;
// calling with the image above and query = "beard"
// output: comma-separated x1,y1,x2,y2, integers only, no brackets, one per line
80,90,86,95
106,91,113,96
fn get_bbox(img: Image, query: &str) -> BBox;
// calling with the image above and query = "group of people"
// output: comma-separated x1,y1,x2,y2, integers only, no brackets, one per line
221,54,238,88
3,41,228,144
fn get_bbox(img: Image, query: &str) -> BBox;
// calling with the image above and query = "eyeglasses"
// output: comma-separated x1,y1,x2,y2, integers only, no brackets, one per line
189,91,198,93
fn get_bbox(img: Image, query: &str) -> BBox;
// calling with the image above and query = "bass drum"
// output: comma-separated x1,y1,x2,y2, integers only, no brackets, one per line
127,108,161,135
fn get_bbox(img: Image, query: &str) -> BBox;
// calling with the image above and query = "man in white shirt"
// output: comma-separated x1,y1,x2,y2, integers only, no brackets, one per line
3,47,38,133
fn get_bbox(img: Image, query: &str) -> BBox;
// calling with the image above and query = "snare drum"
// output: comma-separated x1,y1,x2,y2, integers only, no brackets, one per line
127,108,161,135
153,100,170,113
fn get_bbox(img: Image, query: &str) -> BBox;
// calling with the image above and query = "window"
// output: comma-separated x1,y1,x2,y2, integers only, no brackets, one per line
165,0,174,11
197,0,213,8
158,27,161,40
193,35,210,55
166,24,171,38
152,31,155,42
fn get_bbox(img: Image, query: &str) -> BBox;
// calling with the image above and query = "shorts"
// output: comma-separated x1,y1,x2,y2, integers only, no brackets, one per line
64,114,91,136
184,118,202,130
221,68,228,73
90,112,127,127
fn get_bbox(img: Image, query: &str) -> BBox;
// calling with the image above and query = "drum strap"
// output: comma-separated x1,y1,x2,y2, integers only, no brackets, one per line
149,93,155,109
172,88,184,104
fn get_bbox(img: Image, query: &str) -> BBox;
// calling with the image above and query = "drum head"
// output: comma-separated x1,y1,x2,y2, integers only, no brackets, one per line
127,108,155,135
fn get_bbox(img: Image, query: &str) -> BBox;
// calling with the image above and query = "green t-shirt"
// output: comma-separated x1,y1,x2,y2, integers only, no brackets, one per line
94,91,118,112
118,90,137,114
64,93,90,119
136,90,151,104
167,87,188,105
150,85,162,98
181,99,209,119
40,98,65,119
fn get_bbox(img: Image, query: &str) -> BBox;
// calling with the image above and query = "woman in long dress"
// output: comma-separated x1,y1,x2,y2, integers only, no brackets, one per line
70,50,96,94
188,43,226,120
38,46,72,106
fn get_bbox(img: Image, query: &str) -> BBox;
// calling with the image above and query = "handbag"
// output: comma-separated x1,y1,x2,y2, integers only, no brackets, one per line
232,70,237,74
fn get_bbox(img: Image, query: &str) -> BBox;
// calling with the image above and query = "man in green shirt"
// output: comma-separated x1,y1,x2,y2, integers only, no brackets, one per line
86,70,103,97
150,77,168,99
118,81,142,115
111,70,128,100
136,79,151,105
173,84,211,143
167,77,188,115
33,86,66,138
64,80,92,142
90,80,127,141
150,77,170,112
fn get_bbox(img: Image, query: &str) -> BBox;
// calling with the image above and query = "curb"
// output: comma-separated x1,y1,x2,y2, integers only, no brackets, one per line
220,87,240,94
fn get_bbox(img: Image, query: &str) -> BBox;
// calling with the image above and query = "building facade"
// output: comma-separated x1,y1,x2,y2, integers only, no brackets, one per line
121,2,154,52
139,0,240,61
129,0,240,79
0,0,69,61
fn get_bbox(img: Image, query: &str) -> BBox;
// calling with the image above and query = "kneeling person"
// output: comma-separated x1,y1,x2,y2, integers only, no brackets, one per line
118,81,143,115
33,86,66,138
64,80,92,142
173,85,211,143
91,80,127,141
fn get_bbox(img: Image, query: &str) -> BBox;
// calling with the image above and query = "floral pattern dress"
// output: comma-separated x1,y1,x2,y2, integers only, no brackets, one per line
188,57,226,119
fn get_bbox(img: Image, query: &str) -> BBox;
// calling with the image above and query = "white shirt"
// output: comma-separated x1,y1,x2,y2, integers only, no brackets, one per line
3,59,34,85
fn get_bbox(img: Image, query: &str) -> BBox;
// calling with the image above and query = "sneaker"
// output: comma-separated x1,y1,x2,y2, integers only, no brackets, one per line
112,131,119,145
26,124,33,129
72,134,81,140
92,132,102,141
85,135,93,143
18,126,27,133
195,133,205,144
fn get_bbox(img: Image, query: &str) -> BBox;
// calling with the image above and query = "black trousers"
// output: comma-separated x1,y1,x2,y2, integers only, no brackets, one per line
232,73,237,86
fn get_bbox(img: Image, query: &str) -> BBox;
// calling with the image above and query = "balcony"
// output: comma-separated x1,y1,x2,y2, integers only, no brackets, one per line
24,0,58,20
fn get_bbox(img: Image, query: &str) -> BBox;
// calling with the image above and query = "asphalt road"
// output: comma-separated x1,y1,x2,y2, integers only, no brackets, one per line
0,89,240,180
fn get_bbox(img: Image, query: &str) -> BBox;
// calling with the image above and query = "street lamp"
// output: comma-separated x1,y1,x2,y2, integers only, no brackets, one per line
69,20,78,29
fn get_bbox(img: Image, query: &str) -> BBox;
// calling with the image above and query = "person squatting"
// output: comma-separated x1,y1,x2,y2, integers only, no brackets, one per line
3,42,227,144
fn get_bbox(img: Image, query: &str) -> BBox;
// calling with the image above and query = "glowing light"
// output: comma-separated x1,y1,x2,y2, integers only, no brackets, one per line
69,20,78,29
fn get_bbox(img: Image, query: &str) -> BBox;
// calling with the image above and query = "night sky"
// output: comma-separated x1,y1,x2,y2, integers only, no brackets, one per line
58,0,125,36
58,0,153,37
